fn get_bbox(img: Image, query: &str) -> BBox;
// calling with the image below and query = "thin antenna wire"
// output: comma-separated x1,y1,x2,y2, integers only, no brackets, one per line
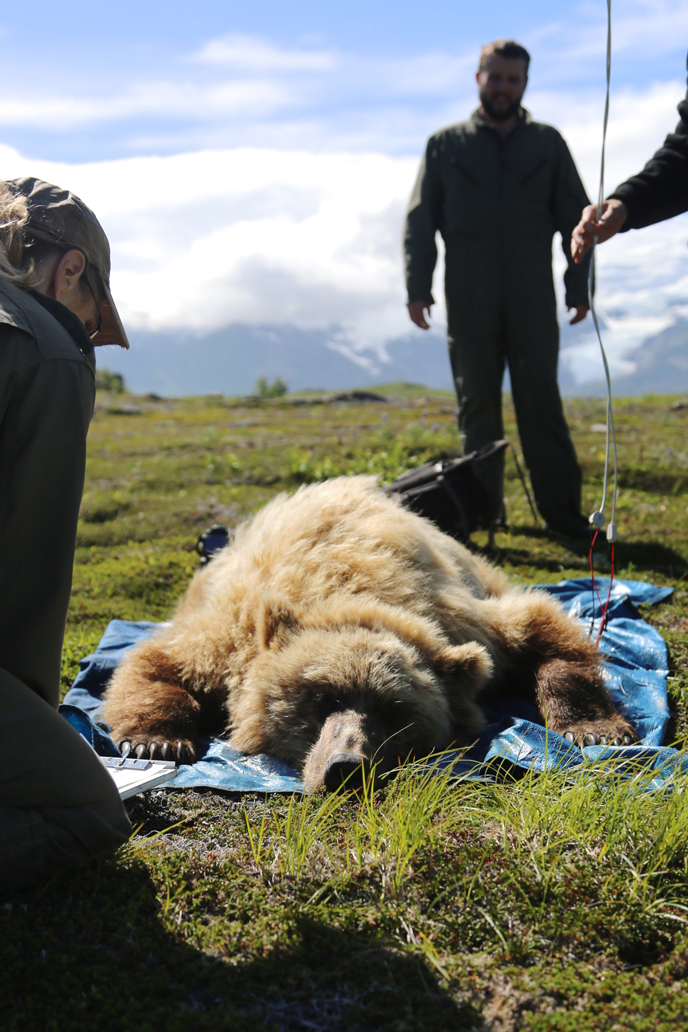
588,0,619,540
511,444,539,526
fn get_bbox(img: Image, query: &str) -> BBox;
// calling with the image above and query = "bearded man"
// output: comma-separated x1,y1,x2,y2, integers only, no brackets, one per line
404,40,592,539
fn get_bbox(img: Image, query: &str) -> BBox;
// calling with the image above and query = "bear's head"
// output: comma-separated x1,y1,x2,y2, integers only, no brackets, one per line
228,594,492,792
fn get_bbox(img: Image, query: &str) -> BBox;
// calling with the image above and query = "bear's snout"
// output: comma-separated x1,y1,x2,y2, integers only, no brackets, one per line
323,752,368,792
302,708,374,793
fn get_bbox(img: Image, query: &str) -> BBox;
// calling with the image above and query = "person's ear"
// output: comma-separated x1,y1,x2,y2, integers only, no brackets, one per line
53,249,87,299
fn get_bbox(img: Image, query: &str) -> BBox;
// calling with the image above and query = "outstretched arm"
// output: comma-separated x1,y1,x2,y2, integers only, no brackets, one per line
573,67,688,261
571,198,628,263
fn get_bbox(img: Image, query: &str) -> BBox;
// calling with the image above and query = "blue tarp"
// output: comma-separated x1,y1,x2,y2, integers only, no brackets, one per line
61,578,684,794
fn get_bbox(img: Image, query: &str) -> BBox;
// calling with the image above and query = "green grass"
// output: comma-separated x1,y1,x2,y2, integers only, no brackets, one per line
4,387,688,1030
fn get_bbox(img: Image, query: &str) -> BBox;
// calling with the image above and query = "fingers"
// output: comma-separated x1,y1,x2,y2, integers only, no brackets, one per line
568,305,589,326
407,300,432,330
571,221,598,263
571,199,628,263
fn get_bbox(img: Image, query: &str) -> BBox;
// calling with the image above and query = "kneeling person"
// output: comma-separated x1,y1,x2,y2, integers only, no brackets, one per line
0,178,131,890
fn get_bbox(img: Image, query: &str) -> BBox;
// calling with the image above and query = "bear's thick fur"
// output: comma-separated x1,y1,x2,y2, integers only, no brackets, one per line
102,477,637,790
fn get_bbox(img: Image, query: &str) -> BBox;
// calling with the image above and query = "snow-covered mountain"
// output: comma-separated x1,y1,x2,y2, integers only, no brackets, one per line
100,316,688,398
99,325,455,395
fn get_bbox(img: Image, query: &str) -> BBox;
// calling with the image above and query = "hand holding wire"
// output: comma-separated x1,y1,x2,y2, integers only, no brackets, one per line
571,199,628,263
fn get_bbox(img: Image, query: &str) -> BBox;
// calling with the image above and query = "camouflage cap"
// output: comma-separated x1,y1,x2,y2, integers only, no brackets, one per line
4,176,129,349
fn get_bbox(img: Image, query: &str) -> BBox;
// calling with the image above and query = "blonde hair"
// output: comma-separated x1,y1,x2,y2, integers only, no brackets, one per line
0,182,72,291
0,183,33,286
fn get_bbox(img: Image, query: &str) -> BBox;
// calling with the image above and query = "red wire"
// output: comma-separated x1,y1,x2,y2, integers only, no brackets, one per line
589,529,603,608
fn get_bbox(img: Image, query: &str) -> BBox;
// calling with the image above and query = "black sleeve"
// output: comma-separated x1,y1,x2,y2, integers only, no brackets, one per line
551,131,593,307
403,138,443,304
609,56,688,229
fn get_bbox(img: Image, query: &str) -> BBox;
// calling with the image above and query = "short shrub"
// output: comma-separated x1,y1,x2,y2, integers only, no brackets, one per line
96,368,126,393
256,376,288,398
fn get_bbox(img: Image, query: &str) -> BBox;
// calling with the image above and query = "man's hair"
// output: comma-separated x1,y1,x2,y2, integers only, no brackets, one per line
479,39,530,73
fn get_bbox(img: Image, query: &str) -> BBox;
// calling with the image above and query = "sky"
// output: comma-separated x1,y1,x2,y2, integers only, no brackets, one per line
2,0,688,384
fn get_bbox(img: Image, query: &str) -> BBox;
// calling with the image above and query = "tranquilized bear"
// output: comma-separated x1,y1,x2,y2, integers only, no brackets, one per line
102,477,637,791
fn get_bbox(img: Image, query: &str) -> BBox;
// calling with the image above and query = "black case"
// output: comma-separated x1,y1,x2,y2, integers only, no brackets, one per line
386,440,509,542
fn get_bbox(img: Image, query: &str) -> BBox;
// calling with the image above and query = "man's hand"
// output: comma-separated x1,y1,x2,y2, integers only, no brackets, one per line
408,300,432,330
571,199,628,263
568,304,589,325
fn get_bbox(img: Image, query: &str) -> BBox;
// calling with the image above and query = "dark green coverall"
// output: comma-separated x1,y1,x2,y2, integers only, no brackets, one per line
404,108,592,534
0,278,130,889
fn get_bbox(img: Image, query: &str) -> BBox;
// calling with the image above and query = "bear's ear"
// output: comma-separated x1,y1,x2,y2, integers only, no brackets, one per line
257,594,302,651
436,642,493,689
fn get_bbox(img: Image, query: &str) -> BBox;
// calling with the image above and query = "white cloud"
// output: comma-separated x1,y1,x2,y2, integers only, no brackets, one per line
0,144,418,349
191,33,337,71
0,79,292,129
553,211,688,384
533,79,685,196
570,0,688,62
1,59,687,375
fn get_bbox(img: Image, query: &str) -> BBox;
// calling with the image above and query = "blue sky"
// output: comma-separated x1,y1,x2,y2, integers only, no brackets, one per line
2,0,688,383
3,0,686,161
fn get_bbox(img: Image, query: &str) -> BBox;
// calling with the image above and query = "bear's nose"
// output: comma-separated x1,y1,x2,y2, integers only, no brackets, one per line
323,752,367,792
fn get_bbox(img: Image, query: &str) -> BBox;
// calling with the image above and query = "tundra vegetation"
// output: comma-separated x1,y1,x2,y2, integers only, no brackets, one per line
4,381,688,1031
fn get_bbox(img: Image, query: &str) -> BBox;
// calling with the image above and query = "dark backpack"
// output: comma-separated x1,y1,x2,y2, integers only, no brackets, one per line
385,440,509,543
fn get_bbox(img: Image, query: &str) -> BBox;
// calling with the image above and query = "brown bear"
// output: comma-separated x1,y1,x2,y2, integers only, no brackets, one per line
101,476,637,791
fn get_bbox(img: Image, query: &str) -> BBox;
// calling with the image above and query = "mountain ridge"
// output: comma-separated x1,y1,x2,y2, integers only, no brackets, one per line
99,318,688,398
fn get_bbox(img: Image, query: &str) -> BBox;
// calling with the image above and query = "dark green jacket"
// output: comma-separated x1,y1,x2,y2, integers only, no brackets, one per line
404,109,591,311
0,278,95,707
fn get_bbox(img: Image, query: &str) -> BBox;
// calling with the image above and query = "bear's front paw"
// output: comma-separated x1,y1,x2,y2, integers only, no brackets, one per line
118,736,196,765
560,717,638,748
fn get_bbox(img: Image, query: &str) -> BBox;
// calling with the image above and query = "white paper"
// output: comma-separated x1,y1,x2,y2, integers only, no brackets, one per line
100,756,177,800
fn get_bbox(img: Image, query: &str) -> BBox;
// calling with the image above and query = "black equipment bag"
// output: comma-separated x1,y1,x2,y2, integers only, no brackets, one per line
197,523,231,566
385,440,509,542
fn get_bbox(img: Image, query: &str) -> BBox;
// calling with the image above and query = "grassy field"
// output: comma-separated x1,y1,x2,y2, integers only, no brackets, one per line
4,384,688,1031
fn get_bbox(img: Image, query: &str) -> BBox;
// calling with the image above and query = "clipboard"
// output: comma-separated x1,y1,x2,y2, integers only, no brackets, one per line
100,756,178,800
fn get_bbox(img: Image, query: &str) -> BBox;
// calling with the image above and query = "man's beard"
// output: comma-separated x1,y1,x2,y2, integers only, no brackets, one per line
480,93,522,123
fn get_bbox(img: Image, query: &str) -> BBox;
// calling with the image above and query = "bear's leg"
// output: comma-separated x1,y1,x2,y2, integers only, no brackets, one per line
535,658,637,746
102,645,203,764
483,591,638,746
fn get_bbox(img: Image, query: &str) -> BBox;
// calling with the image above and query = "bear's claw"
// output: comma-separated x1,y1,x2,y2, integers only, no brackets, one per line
118,738,194,765
562,729,635,747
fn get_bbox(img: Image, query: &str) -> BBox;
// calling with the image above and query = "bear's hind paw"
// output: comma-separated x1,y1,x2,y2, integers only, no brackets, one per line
119,736,196,765
560,718,638,748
